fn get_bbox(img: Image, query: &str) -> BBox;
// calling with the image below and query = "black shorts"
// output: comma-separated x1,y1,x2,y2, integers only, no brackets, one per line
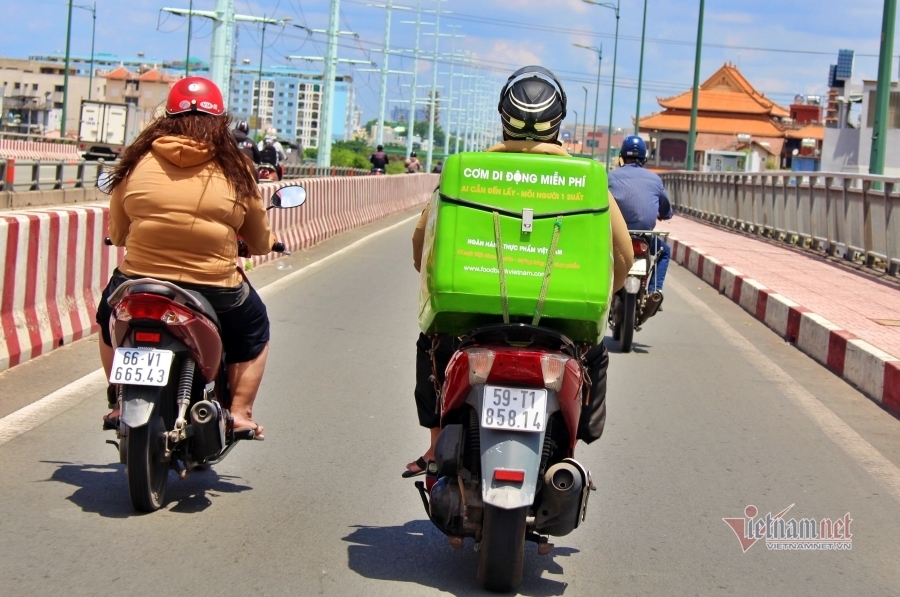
96,269,270,364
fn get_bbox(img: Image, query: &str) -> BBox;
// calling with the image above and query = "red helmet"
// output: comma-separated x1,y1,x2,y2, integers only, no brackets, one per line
166,76,225,116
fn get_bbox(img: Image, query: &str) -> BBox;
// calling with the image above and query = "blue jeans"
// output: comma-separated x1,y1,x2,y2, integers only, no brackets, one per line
648,238,670,293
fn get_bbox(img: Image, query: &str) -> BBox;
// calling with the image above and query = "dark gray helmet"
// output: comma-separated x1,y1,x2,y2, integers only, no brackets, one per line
498,66,567,142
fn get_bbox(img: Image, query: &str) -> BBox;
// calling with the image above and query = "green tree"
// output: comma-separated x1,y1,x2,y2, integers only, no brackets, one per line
303,147,318,160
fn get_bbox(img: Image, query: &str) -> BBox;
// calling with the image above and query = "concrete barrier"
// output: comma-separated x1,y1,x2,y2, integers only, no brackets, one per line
0,174,438,372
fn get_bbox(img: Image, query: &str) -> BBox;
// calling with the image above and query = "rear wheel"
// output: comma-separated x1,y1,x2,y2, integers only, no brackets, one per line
125,385,175,512
478,505,528,592
620,293,637,353
611,293,623,341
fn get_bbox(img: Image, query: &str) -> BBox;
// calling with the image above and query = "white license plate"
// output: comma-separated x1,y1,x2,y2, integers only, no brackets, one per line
628,258,648,276
482,385,547,433
109,348,175,386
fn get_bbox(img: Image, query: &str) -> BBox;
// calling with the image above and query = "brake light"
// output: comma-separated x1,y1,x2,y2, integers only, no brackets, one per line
540,354,569,391
134,331,161,343
632,238,649,255
115,296,195,324
494,469,525,483
467,348,495,384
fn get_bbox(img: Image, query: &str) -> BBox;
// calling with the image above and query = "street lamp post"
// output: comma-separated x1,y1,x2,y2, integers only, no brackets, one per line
572,109,579,153
574,43,602,159
583,0,619,168
61,0,74,137
255,16,291,137
581,85,588,156
635,0,648,134
186,0,193,75
686,0,706,171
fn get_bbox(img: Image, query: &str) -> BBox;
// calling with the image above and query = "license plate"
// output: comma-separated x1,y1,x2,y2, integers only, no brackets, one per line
109,348,175,386
482,386,547,433
628,258,648,276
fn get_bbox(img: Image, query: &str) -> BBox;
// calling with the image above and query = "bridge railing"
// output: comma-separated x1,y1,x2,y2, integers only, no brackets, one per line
0,158,104,193
661,171,900,277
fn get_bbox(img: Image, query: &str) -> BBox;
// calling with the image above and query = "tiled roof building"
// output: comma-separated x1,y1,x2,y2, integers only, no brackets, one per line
639,63,820,170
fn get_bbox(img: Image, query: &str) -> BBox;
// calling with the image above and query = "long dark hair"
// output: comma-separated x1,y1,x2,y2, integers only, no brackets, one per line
109,112,259,201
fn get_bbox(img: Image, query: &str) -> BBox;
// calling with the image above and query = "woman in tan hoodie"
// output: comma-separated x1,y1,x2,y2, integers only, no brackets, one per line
96,77,276,439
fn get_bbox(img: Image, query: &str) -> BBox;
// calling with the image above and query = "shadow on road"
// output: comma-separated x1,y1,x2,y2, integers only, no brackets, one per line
343,519,576,596
40,461,252,518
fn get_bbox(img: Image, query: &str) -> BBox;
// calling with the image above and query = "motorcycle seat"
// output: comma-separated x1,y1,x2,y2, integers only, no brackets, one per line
183,290,221,328
128,283,177,299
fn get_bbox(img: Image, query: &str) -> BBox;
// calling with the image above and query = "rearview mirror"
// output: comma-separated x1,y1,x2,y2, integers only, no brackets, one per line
271,185,307,209
97,171,114,195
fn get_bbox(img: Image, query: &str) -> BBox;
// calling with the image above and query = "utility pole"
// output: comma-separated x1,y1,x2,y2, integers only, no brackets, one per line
686,0,706,171
376,0,393,147
870,0,897,176
164,1,287,107
61,0,74,137
635,0,648,134
424,1,446,172
442,27,463,159
185,0,193,75
401,1,424,159
316,0,342,167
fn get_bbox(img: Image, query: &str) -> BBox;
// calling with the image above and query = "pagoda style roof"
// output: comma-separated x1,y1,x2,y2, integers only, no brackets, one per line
656,64,789,118
639,109,785,137
103,65,134,80
785,124,825,141
137,68,176,83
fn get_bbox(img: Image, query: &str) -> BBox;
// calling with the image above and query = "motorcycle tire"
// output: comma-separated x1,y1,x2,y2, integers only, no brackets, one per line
125,385,175,512
620,293,637,353
611,293,623,342
477,505,528,592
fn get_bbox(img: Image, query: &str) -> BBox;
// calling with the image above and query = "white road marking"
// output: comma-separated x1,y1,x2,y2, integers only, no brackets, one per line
0,214,420,447
669,277,900,505
0,369,107,446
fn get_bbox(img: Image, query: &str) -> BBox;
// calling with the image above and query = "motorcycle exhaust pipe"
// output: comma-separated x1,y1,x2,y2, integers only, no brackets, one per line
190,400,225,461
534,461,585,537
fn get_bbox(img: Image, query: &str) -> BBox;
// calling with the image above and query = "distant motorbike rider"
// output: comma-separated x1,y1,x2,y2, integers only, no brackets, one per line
369,144,388,173
608,135,673,321
404,151,421,173
259,127,286,180
403,65,634,477
233,120,261,165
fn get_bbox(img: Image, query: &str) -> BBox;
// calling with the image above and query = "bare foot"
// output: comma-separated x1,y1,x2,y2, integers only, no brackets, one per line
231,413,265,440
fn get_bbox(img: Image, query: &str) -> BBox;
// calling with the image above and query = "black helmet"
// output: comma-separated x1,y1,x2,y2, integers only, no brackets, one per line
236,120,250,134
410,151,417,157
498,66,567,143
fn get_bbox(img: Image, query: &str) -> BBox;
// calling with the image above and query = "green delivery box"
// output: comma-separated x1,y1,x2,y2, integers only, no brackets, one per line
419,151,614,343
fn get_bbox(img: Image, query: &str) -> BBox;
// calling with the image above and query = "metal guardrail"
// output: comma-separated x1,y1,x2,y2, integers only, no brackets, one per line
661,171,900,277
1,158,104,192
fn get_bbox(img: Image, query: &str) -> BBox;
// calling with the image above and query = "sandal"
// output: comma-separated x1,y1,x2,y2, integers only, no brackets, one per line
102,412,119,431
402,456,430,478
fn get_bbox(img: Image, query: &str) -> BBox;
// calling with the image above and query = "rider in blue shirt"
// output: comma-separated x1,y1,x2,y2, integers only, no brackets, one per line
608,135,673,321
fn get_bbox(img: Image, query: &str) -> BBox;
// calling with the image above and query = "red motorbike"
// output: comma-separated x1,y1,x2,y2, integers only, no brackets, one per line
416,323,594,592
257,162,280,182
104,185,306,512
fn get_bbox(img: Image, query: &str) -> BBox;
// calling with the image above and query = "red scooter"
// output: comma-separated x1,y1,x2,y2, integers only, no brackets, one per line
416,323,594,592
104,185,306,512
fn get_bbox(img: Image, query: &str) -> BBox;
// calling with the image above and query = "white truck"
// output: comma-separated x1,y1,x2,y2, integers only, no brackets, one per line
77,101,140,161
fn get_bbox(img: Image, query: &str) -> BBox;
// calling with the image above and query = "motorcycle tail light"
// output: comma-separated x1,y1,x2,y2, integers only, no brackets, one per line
466,348,495,385
632,238,649,256
540,354,570,391
494,469,525,483
116,296,195,325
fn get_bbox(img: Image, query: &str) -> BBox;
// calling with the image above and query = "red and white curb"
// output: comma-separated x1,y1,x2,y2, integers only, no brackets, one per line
672,238,900,418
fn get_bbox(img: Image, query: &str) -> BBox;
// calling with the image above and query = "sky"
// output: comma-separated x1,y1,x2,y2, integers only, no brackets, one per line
3,0,892,132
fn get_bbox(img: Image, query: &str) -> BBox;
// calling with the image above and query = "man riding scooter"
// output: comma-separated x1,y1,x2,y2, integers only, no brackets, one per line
259,127,286,180
607,135,673,324
403,66,634,478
